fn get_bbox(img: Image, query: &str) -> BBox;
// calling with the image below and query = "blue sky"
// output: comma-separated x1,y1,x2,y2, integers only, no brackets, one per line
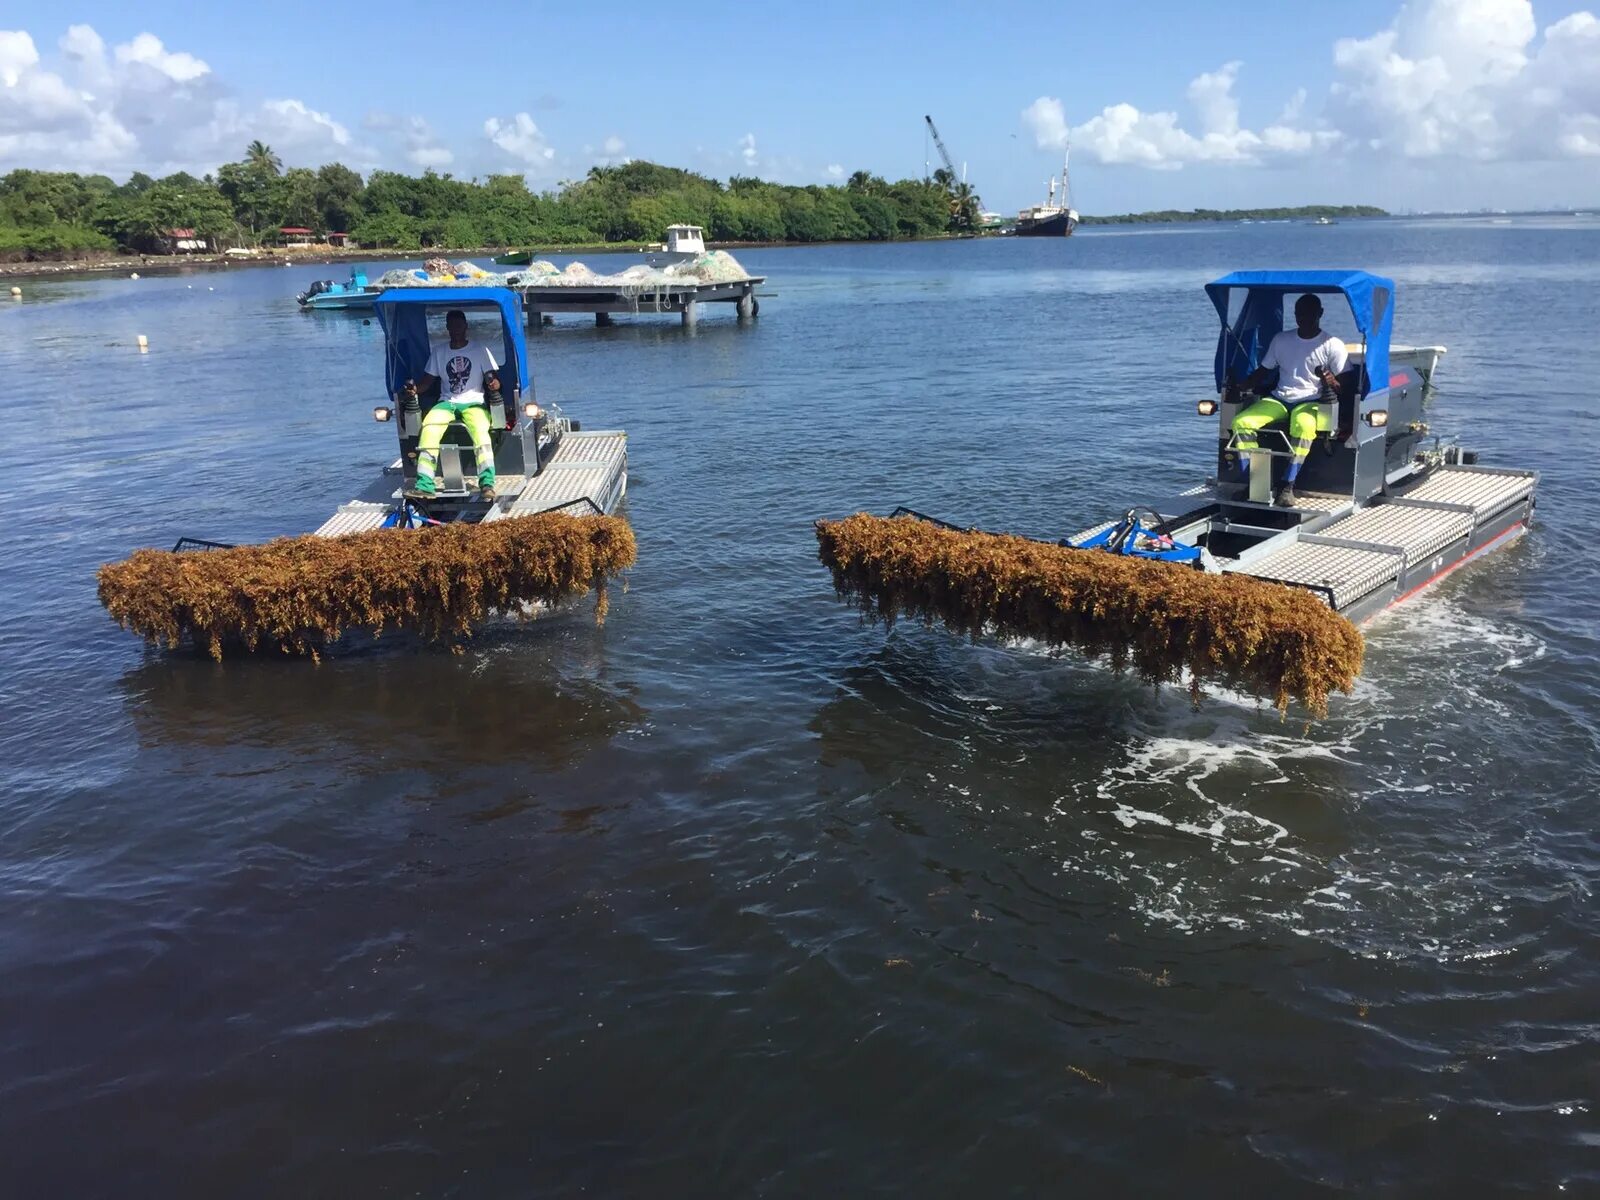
2,0,1597,212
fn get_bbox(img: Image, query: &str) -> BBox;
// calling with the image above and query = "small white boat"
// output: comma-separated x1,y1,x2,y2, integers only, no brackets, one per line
644,224,707,267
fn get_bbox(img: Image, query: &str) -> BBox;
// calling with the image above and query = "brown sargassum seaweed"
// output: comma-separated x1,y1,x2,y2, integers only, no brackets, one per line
815,513,1363,716
98,512,636,660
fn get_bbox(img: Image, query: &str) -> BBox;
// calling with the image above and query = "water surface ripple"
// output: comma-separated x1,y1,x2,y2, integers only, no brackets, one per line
1,222,1596,1195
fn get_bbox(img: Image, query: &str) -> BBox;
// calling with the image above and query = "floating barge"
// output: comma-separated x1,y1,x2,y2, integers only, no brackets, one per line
517,274,763,327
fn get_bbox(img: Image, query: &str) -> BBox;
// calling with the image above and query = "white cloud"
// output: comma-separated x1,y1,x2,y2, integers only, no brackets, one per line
1024,0,1600,171
1330,0,1600,160
59,24,104,64
1188,61,1243,136
824,162,844,179
0,23,367,175
367,113,452,169
582,133,629,166
112,32,209,84
260,98,348,146
1026,72,1337,170
0,30,39,87
485,111,555,171
1021,97,1069,150
738,132,757,167
408,144,452,168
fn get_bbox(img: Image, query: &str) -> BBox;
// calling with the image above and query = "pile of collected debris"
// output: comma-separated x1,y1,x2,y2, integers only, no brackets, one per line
371,251,753,292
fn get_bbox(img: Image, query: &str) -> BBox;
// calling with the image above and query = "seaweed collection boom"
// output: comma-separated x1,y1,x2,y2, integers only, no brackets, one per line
816,270,1537,714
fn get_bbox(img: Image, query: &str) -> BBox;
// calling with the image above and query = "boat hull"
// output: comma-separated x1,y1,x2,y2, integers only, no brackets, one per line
1015,211,1077,237
300,289,381,311
1109,464,1537,623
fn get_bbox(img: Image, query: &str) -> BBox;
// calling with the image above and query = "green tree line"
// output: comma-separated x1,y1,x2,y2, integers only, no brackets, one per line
1082,205,1386,224
0,146,980,261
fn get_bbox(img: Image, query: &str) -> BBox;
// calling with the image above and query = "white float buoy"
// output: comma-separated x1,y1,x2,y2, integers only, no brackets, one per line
8,286,19,299
136,334,148,353
130,272,140,280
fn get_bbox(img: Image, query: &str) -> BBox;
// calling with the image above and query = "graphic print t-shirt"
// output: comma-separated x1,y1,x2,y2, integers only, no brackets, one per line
425,339,499,405
1263,330,1349,403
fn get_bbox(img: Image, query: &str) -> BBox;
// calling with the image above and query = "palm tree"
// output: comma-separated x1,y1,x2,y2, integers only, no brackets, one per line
246,140,282,176
948,180,980,231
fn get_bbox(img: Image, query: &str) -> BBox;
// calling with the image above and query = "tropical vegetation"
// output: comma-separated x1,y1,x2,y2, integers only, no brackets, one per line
0,149,973,261
0,146,1389,261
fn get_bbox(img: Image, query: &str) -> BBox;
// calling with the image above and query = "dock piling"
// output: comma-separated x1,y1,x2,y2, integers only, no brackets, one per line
681,300,698,328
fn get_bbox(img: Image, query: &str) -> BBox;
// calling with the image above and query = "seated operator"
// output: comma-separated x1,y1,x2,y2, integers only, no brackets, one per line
1231,293,1348,508
403,309,503,503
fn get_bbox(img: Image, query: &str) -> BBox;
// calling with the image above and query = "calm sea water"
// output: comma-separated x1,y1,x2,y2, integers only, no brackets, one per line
2,220,1596,1196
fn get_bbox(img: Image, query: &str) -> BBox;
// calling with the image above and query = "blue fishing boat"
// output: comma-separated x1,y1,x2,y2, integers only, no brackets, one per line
297,269,381,310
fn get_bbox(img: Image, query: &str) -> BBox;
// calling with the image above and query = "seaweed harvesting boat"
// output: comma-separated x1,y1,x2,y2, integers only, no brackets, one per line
816,270,1537,713
323,286,628,530
99,286,633,657
296,268,381,310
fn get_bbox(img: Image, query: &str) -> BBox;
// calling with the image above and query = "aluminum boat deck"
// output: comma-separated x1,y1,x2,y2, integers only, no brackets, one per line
314,430,628,537
1221,466,1535,620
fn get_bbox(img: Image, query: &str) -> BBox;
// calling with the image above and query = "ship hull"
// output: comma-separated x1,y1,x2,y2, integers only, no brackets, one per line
1015,211,1077,237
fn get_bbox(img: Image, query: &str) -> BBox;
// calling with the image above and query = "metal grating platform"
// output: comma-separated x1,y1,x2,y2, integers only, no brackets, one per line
1226,491,1352,516
314,501,392,538
1315,503,1472,566
1069,518,1118,544
1396,468,1534,517
1233,541,1400,609
493,431,628,519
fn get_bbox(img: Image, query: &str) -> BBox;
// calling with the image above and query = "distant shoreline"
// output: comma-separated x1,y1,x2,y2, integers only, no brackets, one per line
5,209,1593,283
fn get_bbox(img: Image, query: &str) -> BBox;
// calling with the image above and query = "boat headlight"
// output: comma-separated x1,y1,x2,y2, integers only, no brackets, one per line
1197,398,1218,416
1365,409,1389,427
523,402,542,420
373,406,392,422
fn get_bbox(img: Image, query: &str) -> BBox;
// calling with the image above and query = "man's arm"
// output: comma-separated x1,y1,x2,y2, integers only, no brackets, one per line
1315,340,1350,393
1240,336,1279,394
409,345,440,397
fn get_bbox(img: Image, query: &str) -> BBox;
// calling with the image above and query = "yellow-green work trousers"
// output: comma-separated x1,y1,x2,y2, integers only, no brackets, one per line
413,400,495,494
1232,397,1327,467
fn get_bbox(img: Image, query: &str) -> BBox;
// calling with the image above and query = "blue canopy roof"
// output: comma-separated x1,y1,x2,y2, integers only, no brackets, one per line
1204,270,1394,397
372,287,529,397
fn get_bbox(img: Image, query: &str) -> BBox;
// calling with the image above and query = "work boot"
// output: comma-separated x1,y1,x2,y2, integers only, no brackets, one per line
479,486,497,504
403,486,435,503
1274,485,1298,508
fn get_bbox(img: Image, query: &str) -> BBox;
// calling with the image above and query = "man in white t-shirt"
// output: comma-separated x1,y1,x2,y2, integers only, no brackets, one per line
403,309,504,502
1231,293,1350,507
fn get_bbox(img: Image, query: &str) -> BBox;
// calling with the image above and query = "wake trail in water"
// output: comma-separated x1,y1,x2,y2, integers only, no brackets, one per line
1023,592,1580,957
